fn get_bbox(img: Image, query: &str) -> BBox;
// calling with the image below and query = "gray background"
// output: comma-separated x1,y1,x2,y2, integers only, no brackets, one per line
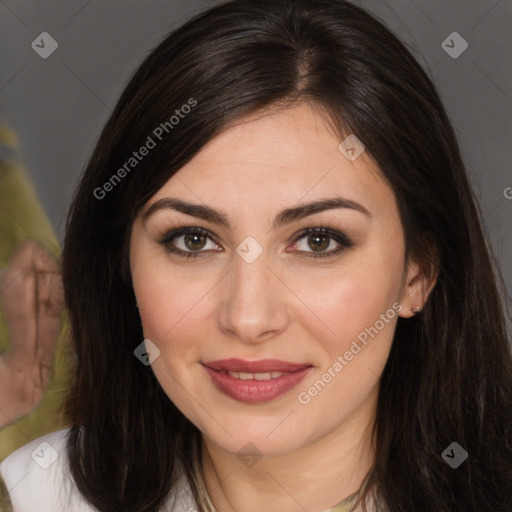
1,0,511,298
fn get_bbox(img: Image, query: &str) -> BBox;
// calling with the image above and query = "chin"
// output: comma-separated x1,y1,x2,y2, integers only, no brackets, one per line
200,413,313,457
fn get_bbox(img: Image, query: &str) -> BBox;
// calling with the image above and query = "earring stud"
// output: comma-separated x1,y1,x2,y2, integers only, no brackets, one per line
411,305,422,314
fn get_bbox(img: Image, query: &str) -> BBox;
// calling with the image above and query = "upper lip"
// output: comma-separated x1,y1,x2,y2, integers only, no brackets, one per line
202,358,311,373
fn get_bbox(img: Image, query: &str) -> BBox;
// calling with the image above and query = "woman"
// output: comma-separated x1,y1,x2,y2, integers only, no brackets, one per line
1,0,511,510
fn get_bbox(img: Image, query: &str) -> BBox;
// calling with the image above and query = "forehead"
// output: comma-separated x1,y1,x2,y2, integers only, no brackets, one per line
147,104,395,220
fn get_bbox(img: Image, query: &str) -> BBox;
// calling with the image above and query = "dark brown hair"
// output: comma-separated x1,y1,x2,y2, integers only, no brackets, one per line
61,0,512,510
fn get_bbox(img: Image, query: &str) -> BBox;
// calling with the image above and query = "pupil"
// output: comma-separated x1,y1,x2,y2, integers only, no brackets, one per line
309,234,328,251
185,234,206,250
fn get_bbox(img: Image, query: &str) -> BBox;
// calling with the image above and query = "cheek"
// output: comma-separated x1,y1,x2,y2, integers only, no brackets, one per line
132,265,214,360
297,250,404,364
294,266,401,420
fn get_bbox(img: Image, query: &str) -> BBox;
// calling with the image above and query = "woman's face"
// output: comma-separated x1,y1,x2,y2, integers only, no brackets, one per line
130,103,424,457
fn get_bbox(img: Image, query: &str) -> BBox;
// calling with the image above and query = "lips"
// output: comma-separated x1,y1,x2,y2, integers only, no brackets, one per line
202,359,312,403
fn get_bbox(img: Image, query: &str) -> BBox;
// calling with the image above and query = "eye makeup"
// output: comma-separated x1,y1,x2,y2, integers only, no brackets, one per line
157,222,354,260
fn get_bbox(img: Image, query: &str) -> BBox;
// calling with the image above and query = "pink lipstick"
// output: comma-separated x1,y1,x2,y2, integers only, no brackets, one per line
202,359,312,403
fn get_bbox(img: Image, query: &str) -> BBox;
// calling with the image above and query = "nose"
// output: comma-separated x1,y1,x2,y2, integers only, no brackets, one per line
217,250,290,345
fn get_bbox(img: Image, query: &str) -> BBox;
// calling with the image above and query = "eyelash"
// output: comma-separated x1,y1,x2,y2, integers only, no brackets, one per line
158,224,353,260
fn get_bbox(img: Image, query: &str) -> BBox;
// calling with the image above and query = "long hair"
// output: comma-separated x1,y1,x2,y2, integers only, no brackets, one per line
61,1,512,510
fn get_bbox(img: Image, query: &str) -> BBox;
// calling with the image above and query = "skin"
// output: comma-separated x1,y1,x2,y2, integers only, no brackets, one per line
0,241,63,427
130,103,436,512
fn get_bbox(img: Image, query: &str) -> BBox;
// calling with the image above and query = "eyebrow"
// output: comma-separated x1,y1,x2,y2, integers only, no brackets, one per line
143,196,371,230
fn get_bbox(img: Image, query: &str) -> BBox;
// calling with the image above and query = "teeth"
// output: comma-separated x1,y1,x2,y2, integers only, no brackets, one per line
225,371,287,380
254,372,272,380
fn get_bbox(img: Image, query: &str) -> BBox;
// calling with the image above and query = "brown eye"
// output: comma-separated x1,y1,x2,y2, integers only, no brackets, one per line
307,233,330,252
159,227,221,258
183,233,208,251
294,227,353,258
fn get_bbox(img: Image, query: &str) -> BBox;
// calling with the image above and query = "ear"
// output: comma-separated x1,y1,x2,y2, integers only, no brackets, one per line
398,254,438,319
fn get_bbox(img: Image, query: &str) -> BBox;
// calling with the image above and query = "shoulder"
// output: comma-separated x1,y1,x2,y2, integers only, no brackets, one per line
0,428,96,512
0,428,198,512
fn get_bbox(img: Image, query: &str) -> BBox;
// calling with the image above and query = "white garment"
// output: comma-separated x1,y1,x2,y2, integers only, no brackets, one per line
1,429,383,512
0,428,197,512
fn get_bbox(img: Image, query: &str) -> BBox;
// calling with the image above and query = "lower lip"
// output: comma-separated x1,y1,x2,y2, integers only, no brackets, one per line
203,365,312,403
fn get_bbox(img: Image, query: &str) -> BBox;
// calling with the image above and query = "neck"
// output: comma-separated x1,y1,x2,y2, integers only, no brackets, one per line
200,387,378,512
